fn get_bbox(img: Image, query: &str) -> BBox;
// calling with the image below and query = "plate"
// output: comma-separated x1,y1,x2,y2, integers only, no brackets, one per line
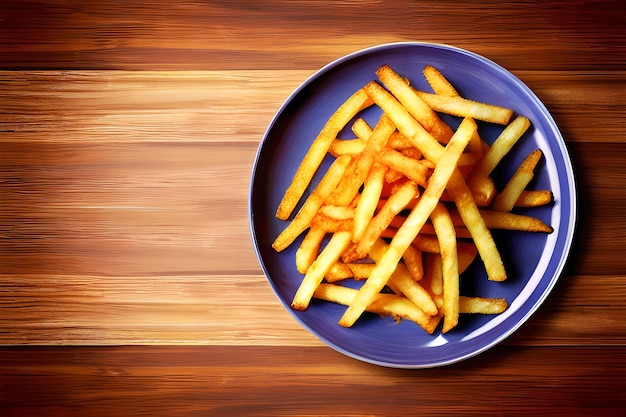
248,42,576,368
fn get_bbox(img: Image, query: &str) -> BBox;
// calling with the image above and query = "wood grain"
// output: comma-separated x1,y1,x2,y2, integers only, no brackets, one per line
1,0,624,71
1,346,625,416
0,274,623,346
1,70,624,144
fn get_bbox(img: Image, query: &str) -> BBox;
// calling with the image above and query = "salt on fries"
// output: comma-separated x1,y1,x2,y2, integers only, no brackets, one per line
273,64,554,334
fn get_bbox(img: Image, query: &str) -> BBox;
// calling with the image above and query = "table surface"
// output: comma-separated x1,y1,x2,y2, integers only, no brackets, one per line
1,1,625,415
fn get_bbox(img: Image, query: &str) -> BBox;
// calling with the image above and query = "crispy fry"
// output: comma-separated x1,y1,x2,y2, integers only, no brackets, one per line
388,131,416,150
277,89,373,220
368,239,437,316
347,263,377,280
295,227,326,274
446,177,506,281
273,155,352,252
345,180,418,263
292,231,352,310
377,147,433,187
376,64,454,143
430,202,459,333
319,205,355,220
313,283,441,334
474,115,532,176
325,262,354,282
351,117,373,140
423,65,485,160
467,172,497,206
310,214,353,233
339,118,475,327
413,234,441,254
515,190,554,207
480,210,554,233
414,90,514,125
402,243,424,281
384,168,405,184
493,149,543,212
326,113,396,206
329,138,366,157
400,147,424,160
353,162,387,242
423,65,459,97
459,296,508,314
449,209,553,233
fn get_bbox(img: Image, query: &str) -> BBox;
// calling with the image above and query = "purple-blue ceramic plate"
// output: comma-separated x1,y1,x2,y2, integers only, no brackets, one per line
248,42,576,368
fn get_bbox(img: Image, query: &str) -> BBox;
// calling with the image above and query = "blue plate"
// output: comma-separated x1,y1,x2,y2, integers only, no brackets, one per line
248,42,576,368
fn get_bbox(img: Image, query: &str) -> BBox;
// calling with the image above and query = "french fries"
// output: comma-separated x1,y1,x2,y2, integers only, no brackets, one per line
273,63,554,335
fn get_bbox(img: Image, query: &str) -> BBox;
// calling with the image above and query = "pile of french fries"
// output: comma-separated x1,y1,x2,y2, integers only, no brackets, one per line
272,64,553,334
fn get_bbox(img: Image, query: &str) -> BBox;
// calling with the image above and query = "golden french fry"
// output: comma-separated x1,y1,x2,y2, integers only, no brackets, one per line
364,81,441,160
423,65,485,160
347,263,377,280
515,190,554,207
376,64,454,143
353,162,387,242
430,202,459,333
368,239,437,316
384,168,405,184
467,171,497,206
493,149,543,212
310,214,353,234
325,262,379,282
377,147,433,187
325,262,354,283
414,90,514,125
313,283,441,334
449,209,553,233
273,155,352,252
326,113,396,206
402,243,424,282
412,234,441,254
277,89,373,220
318,205,355,220
350,117,373,140
423,65,459,97
388,131,416,150
446,177,506,281
474,115,532,176
329,138,366,157
345,180,418,263
339,117,476,327
480,210,554,233
292,231,352,310
295,227,326,274
459,296,508,314
400,147,424,160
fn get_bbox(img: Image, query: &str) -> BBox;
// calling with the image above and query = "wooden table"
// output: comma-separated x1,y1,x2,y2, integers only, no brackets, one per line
1,1,625,415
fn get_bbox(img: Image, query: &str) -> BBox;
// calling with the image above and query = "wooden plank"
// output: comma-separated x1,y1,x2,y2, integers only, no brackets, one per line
0,274,623,346
0,142,262,276
1,0,623,71
0,345,624,415
0,71,306,144
1,70,624,144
